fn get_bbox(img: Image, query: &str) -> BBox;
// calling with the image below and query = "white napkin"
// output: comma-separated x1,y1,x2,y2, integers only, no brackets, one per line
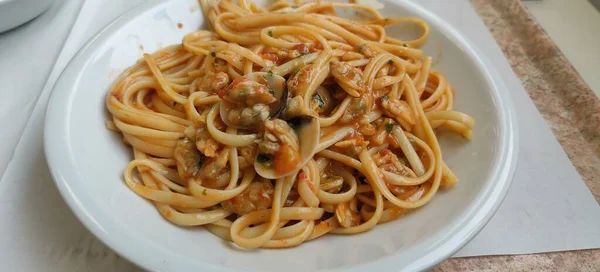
0,0,83,176
0,0,599,271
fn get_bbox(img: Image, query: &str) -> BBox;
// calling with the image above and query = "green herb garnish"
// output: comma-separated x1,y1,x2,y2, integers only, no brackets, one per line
292,5,298,8
210,51,216,57
388,59,393,65
256,154,271,163
402,43,408,47
202,189,207,195
292,67,300,75
268,30,273,37
314,94,325,108
380,95,389,102
268,70,273,74
385,123,394,132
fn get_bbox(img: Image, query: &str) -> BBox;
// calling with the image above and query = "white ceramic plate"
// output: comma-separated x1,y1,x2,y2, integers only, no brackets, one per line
44,0,518,271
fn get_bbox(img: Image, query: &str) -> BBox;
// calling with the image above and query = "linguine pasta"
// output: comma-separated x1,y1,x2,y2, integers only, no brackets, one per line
105,0,475,249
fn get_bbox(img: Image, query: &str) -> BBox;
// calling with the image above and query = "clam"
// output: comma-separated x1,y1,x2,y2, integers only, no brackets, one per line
254,115,320,179
219,72,288,129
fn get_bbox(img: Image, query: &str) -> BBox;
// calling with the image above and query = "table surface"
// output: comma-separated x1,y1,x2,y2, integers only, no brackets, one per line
435,0,600,270
525,0,600,99
0,0,599,271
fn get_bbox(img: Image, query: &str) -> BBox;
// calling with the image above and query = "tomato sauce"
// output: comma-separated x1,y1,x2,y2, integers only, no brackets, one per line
292,42,323,54
260,53,286,65
292,43,310,54
274,144,301,176
312,41,324,51
299,170,317,193
217,76,246,98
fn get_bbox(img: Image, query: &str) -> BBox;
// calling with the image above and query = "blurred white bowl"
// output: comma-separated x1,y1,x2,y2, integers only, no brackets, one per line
0,0,54,33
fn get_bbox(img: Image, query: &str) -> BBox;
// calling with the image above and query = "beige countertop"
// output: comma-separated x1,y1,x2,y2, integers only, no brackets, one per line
525,0,600,98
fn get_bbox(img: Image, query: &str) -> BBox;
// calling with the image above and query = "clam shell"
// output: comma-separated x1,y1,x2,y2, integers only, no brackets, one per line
254,115,320,179
219,72,288,129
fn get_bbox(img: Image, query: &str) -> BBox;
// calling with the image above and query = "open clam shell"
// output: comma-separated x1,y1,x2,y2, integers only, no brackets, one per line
219,72,288,129
254,115,320,179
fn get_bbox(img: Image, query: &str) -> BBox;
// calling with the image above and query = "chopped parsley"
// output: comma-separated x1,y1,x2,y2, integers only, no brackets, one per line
256,153,271,163
268,30,273,37
403,43,408,47
385,123,394,132
202,189,207,195
388,59,394,65
267,70,273,74
292,67,300,75
314,93,325,108
210,51,216,57
380,95,389,102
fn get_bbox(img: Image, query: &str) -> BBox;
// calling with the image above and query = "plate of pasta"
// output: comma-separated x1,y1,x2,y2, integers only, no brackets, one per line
44,0,518,271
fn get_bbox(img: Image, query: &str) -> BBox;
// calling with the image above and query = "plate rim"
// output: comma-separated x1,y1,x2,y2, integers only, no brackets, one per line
43,0,519,271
